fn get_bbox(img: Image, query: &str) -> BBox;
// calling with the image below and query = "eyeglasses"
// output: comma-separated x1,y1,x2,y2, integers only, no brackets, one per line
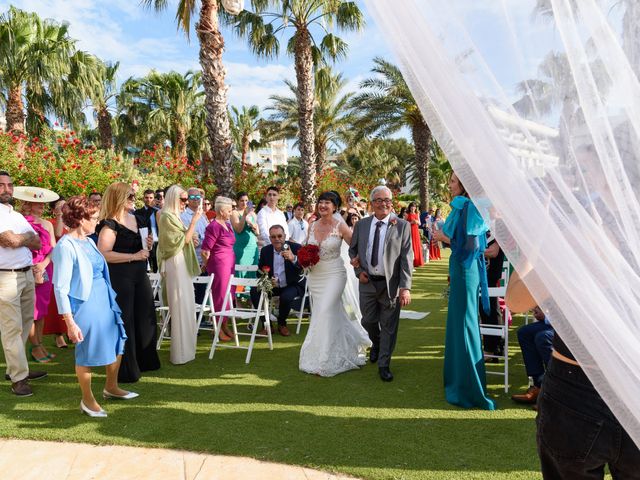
269,234,285,239
188,195,201,200
372,198,393,205
179,197,189,203
127,194,136,201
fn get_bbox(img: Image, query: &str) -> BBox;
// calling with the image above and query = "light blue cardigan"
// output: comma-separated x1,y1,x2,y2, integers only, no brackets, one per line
52,235,121,316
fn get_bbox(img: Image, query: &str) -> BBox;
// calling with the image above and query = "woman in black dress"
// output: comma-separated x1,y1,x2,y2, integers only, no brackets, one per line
97,182,160,383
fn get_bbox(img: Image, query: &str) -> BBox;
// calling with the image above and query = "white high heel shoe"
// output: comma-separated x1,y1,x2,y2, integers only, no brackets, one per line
103,389,139,400
80,400,107,418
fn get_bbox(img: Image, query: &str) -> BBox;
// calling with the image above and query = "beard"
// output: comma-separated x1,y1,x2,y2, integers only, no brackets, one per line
0,193,13,205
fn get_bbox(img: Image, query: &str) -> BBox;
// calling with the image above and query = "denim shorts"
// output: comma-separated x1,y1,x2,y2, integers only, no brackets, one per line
536,358,640,479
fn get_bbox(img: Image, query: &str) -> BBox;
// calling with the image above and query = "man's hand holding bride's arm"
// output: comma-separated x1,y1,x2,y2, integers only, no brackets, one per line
348,220,364,281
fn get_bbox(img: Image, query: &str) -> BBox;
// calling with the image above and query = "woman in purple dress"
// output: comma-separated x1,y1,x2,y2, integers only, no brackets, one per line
201,196,236,342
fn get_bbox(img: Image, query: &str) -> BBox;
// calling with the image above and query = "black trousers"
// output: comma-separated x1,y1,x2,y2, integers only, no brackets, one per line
537,358,640,479
250,284,302,326
108,261,161,383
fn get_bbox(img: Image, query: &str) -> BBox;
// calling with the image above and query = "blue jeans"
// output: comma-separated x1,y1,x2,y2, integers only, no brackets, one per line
517,321,554,387
537,358,640,479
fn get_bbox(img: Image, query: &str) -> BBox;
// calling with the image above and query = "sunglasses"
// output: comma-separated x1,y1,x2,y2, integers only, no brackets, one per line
269,234,285,239
179,197,189,203
127,193,136,201
204,201,211,206
188,195,201,200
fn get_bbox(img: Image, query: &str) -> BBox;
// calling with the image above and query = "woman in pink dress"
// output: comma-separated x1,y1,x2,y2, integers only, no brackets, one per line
14,187,59,362
201,196,236,342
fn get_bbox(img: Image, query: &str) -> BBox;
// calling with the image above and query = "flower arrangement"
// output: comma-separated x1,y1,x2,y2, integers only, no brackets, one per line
257,265,274,298
297,244,320,270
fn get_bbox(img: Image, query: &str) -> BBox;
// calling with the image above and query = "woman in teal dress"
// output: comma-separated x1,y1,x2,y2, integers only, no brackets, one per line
433,173,495,410
230,192,259,278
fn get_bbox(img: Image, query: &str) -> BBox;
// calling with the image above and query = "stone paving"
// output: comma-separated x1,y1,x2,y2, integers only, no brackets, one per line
0,439,358,480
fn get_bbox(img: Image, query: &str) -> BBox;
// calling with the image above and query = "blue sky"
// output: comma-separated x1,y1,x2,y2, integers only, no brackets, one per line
0,0,395,110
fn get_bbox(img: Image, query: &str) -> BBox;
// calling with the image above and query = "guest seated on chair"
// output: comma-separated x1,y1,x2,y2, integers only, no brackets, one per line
250,225,305,337
511,305,554,405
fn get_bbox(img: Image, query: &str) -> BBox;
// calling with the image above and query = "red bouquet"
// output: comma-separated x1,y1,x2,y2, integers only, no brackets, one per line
297,244,320,269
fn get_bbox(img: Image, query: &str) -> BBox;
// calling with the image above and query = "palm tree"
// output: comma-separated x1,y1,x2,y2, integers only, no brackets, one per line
142,0,242,197
235,0,364,205
351,57,432,210
229,105,261,165
339,138,402,189
117,70,205,160
0,7,76,134
90,60,119,150
265,67,353,175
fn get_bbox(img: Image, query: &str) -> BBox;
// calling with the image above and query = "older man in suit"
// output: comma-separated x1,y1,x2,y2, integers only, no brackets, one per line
250,225,305,336
349,185,413,382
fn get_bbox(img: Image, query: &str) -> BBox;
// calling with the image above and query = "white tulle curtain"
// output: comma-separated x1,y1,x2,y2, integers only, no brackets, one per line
365,0,640,446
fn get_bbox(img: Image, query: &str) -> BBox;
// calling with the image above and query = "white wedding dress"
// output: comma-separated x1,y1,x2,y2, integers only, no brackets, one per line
299,219,372,377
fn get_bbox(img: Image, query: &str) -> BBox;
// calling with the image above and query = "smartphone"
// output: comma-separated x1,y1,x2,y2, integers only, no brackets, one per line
247,200,254,210
200,196,204,211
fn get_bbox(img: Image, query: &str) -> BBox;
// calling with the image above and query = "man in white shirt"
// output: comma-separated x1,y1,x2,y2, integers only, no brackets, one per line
180,187,209,268
0,171,47,397
287,203,309,244
256,186,289,246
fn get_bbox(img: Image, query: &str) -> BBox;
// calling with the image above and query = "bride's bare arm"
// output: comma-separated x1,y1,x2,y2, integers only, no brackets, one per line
339,221,352,245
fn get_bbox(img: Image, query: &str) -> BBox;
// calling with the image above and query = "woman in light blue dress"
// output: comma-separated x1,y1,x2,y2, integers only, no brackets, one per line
433,173,495,410
53,196,134,418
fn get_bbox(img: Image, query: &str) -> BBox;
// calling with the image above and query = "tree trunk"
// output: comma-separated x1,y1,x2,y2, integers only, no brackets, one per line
197,0,234,197
412,120,431,210
294,28,317,206
175,125,187,160
6,86,25,134
314,139,326,176
241,135,249,166
97,106,113,150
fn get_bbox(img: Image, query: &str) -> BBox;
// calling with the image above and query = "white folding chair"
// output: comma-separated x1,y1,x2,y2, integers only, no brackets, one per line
194,275,217,335
235,264,259,274
479,259,511,392
292,281,310,334
147,272,161,304
209,276,272,364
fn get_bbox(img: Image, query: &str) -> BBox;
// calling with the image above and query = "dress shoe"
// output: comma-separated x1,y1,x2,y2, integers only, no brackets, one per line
103,389,139,400
11,379,33,397
5,370,47,382
511,386,540,404
379,367,394,382
278,325,291,337
80,400,107,418
257,328,268,336
369,347,379,364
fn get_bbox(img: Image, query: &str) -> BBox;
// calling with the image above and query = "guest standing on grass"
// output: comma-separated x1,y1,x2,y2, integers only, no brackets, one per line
287,203,309,244
202,197,236,342
44,197,69,349
157,186,201,365
430,209,443,260
0,171,47,397
15,187,59,364
405,202,424,267
231,192,259,278
433,173,495,410
256,186,289,247
52,196,135,418
97,182,160,383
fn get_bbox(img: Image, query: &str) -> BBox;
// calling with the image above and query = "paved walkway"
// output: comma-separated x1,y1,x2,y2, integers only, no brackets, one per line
0,439,358,480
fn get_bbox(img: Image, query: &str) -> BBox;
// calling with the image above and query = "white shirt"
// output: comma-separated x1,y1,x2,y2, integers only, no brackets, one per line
257,205,289,245
272,248,287,287
366,214,390,276
0,203,36,269
287,217,308,244
180,207,209,264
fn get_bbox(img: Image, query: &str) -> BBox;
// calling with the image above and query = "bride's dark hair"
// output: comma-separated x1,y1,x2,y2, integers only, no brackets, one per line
318,191,340,212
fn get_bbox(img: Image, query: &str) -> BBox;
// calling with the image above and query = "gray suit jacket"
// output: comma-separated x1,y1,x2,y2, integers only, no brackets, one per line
349,215,413,299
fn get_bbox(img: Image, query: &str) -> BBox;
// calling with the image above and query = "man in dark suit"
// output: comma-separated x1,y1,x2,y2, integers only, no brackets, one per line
250,225,305,337
136,189,159,272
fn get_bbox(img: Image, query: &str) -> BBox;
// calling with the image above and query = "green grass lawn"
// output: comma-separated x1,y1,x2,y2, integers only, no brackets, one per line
0,251,542,479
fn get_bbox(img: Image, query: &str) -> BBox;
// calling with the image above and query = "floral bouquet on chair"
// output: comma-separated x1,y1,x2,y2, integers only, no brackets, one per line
257,265,274,298
297,244,320,275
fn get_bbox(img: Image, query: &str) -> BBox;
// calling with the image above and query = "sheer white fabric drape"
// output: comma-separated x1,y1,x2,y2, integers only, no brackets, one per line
365,0,640,446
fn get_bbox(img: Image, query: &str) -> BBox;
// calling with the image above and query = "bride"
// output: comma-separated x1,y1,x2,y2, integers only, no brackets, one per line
299,191,372,377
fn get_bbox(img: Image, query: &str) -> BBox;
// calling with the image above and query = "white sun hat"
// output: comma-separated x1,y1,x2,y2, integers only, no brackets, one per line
13,186,60,203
